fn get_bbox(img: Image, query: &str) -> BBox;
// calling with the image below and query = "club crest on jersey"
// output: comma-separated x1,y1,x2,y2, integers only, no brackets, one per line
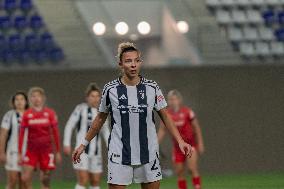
119,94,127,100
28,113,33,118
139,90,145,99
44,112,49,117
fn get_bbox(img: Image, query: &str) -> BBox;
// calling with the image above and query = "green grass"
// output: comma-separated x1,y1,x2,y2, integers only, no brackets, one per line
1,173,284,189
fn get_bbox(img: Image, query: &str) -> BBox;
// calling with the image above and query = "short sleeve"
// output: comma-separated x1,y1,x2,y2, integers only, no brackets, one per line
99,85,110,113
1,111,12,130
50,110,58,127
21,112,29,128
154,84,167,111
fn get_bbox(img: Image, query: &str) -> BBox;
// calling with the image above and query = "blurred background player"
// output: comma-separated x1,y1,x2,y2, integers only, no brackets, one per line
18,87,62,189
0,91,29,189
158,89,205,189
63,83,110,189
72,42,192,189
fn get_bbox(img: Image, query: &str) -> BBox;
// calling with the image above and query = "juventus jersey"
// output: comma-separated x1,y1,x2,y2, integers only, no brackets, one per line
64,103,110,157
99,77,167,165
1,110,22,153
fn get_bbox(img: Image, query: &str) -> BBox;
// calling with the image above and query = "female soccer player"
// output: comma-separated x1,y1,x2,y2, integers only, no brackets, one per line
64,83,110,189
158,90,205,189
72,42,192,189
0,91,29,189
18,87,61,189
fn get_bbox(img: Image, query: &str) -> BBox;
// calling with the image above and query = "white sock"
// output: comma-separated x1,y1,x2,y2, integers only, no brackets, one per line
89,186,100,189
75,184,86,189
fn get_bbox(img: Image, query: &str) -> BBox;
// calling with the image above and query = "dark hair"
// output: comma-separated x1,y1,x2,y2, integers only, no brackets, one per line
117,42,140,62
10,91,29,110
85,83,101,96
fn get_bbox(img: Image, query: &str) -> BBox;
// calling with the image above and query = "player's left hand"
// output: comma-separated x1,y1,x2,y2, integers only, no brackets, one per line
178,140,193,158
55,152,62,164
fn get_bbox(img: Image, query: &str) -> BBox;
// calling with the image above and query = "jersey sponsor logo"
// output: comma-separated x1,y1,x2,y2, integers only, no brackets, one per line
174,120,185,127
28,118,49,125
119,94,127,100
117,104,148,114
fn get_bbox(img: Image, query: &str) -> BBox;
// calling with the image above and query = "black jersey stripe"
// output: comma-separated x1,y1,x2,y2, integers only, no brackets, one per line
137,84,149,164
84,107,93,154
116,85,131,165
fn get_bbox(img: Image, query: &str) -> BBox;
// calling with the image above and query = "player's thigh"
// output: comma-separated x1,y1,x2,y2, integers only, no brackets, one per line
76,170,89,185
89,172,102,186
186,148,198,171
108,184,127,189
141,181,160,189
133,157,162,184
21,165,34,182
7,170,20,183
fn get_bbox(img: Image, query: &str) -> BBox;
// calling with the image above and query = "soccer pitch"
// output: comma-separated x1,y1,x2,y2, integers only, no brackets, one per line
1,173,283,189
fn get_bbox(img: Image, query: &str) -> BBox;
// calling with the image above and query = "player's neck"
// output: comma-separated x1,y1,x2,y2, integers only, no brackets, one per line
16,108,25,113
121,75,140,86
33,106,44,112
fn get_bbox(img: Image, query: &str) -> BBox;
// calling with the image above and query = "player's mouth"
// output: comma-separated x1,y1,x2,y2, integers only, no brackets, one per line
130,70,137,74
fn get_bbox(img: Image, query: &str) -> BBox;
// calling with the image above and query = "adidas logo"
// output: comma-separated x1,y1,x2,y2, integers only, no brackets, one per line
119,94,127,100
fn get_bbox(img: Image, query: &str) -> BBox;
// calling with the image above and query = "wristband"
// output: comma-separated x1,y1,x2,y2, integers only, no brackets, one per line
82,139,89,146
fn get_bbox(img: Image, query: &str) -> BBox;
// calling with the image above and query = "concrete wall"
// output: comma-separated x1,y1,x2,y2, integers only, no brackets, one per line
0,65,283,181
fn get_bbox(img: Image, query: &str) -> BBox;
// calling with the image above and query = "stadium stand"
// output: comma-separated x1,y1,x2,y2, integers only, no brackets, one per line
0,0,64,65
206,0,284,60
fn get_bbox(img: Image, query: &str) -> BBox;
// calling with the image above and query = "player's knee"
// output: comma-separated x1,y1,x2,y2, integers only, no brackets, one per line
176,169,185,178
21,173,31,184
41,171,51,187
188,165,199,176
90,177,100,186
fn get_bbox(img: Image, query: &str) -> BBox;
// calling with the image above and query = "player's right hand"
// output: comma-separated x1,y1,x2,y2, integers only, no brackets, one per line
63,146,72,156
72,144,85,164
0,152,6,164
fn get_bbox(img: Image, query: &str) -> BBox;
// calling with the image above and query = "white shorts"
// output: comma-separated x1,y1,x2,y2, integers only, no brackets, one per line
5,151,21,172
73,153,103,174
107,156,162,185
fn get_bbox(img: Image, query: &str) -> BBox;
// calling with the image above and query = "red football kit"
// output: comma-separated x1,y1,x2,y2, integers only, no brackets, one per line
19,107,60,170
167,106,196,163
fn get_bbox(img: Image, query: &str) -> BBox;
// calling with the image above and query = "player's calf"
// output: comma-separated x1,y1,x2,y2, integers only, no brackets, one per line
40,171,51,189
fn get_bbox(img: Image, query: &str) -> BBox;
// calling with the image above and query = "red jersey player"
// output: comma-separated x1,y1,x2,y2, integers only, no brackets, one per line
18,87,61,189
158,89,205,189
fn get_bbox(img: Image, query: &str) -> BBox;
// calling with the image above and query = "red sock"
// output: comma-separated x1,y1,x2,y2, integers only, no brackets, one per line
192,176,201,189
178,179,187,189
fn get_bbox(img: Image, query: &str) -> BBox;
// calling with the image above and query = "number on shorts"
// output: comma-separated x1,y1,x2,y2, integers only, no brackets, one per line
48,153,55,167
151,159,158,171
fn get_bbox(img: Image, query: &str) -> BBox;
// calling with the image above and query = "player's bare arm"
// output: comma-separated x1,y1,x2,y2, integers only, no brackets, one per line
157,122,166,144
72,112,108,163
192,118,205,154
158,108,192,157
0,128,8,164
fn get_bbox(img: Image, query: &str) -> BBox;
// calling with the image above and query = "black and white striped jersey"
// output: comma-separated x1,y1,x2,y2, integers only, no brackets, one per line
1,110,22,153
63,103,110,157
99,77,167,165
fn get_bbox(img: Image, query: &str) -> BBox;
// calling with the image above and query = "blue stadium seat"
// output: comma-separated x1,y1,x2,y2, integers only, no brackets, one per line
262,10,275,25
17,49,30,63
4,0,17,12
30,15,44,30
40,32,54,49
20,0,33,12
274,28,284,41
0,16,11,30
14,15,28,30
49,47,64,62
25,33,39,49
0,35,7,50
32,48,47,62
278,11,284,25
9,34,23,50
1,48,15,63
